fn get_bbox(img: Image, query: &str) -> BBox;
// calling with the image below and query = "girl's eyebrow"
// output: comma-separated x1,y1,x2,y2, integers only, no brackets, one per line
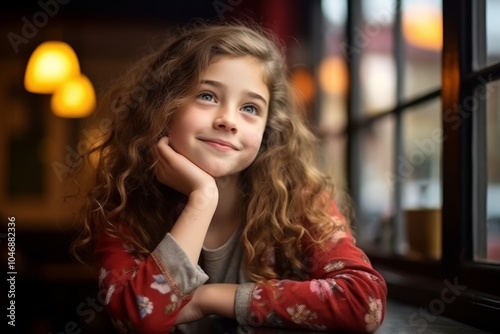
200,79,268,107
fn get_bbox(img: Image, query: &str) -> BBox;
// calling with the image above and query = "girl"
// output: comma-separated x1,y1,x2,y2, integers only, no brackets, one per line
71,21,387,333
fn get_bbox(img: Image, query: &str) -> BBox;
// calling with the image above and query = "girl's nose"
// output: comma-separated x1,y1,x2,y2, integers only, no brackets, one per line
213,108,237,134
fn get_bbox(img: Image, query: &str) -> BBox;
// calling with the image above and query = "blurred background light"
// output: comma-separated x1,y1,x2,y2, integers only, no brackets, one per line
51,74,96,118
24,41,81,94
318,56,348,96
403,2,443,51
291,66,316,103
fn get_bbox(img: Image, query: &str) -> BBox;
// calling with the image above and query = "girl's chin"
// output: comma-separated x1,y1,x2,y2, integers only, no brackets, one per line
202,168,242,182
195,160,249,179
205,169,239,179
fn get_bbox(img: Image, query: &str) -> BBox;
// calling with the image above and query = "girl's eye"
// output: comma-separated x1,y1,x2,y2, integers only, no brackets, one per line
198,91,215,102
242,104,259,115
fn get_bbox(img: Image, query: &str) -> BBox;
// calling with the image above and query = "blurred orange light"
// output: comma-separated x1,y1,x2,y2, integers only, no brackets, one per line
291,67,315,103
318,56,347,96
403,3,442,51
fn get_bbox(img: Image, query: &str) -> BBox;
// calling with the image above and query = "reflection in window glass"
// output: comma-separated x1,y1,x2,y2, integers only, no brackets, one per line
486,81,500,263
402,0,442,100
475,0,500,69
320,0,347,134
356,116,395,251
485,0,500,66
478,81,500,263
319,0,348,202
401,99,442,260
360,54,396,113
360,0,396,115
322,0,346,26
401,100,442,209
319,135,347,192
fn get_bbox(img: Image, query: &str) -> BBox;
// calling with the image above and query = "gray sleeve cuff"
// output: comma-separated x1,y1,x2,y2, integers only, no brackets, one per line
152,233,209,296
235,282,255,325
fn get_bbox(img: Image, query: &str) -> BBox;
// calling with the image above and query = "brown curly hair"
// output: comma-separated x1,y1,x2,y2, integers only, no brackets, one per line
71,20,345,282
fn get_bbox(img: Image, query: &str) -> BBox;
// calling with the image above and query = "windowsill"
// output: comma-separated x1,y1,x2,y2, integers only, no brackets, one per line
378,299,491,333
373,265,499,333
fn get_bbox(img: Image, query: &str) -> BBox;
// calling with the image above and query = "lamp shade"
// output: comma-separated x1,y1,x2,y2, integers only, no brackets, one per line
24,41,80,94
51,74,96,118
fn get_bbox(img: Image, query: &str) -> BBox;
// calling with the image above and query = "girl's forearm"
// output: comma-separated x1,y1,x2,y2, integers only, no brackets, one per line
169,187,218,265
203,284,238,319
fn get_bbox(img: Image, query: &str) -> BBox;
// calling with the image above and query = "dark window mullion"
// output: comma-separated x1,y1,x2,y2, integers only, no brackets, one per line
472,0,487,69
441,0,462,276
393,0,404,254
472,88,488,261
471,0,488,262
441,0,472,277
346,0,362,212
459,0,475,265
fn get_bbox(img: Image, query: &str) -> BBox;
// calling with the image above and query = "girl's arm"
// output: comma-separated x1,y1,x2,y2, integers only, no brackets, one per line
234,227,388,333
156,136,219,265
179,225,387,333
94,137,219,333
174,283,238,324
95,230,208,333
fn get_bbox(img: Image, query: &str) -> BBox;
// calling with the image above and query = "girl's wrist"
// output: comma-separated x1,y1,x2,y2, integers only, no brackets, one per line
201,284,238,319
188,185,219,210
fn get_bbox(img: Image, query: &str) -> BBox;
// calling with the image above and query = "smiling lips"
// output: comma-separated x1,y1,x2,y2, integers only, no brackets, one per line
200,138,238,152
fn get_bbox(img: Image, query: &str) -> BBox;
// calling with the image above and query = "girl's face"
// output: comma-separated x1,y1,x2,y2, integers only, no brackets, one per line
168,56,269,178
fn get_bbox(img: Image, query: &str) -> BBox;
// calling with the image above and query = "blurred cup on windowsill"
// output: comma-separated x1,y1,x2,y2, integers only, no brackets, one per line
405,208,441,260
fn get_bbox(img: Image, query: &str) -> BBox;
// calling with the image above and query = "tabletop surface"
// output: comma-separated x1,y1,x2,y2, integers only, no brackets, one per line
174,299,491,333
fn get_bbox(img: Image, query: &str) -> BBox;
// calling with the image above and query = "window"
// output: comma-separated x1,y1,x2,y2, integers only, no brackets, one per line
481,80,500,263
471,79,500,264
472,0,500,264
317,0,348,191
314,0,499,331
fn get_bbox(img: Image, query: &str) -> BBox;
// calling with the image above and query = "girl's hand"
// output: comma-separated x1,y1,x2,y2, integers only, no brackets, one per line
155,136,216,196
157,137,218,264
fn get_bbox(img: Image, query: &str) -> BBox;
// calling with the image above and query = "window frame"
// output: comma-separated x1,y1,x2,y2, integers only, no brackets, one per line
319,0,500,331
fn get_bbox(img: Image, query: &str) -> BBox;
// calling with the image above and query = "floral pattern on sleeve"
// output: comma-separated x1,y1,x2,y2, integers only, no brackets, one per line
94,232,203,333
238,208,387,333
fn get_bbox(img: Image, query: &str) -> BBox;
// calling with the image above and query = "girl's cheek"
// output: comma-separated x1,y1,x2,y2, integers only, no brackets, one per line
247,128,266,148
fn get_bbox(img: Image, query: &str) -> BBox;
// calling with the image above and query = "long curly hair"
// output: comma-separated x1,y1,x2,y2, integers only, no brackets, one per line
71,20,345,282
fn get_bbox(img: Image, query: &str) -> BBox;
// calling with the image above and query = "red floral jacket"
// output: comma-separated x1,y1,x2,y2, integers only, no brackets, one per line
95,212,387,333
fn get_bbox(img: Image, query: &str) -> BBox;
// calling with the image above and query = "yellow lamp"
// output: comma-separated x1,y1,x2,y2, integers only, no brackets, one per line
51,74,96,118
24,41,80,94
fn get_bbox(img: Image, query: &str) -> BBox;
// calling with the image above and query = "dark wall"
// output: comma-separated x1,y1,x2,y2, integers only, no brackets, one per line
0,1,312,333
